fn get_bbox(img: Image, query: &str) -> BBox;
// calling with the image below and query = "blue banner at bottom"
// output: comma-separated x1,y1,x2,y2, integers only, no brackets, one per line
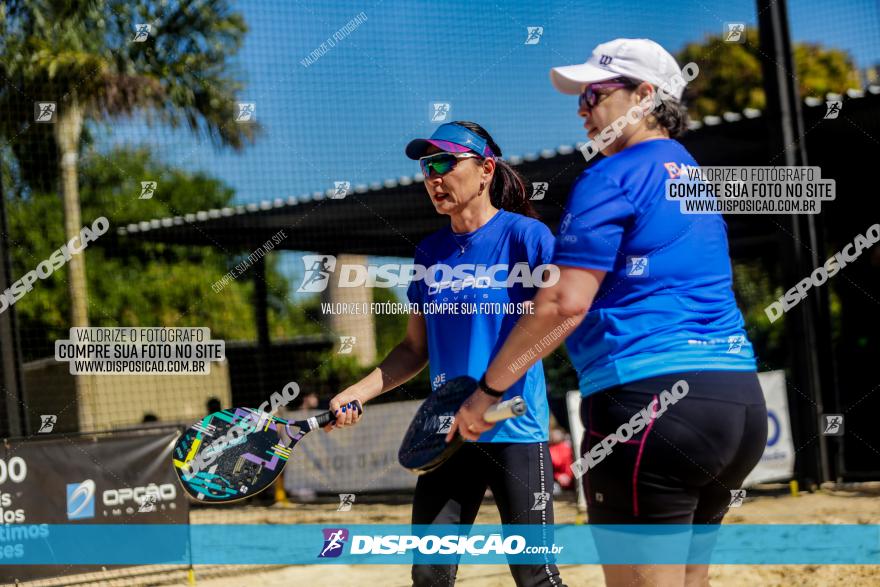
2,524,878,565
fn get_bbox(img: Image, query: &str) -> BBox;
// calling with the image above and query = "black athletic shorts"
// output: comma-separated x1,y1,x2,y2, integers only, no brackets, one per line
579,370,767,525
411,441,566,587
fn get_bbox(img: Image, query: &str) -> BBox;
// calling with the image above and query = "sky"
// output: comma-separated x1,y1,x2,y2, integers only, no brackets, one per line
98,0,880,208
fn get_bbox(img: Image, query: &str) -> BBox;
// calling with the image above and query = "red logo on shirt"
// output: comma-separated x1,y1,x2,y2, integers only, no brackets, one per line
664,162,682,179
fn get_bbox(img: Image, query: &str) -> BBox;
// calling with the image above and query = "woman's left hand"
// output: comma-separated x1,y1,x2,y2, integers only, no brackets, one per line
445,387,501,443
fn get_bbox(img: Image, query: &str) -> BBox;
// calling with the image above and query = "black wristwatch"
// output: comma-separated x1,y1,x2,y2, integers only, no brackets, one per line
478,373,505,398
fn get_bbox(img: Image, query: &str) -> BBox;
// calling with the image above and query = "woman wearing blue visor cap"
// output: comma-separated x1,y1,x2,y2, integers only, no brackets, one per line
328,121,567,587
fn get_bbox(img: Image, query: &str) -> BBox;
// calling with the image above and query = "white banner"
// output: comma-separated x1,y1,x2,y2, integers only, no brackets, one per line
565,370,794,500
743,369,795,486
283,400,420,493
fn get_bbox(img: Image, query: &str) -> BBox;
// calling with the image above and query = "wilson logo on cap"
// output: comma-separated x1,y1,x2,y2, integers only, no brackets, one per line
598,55,613,66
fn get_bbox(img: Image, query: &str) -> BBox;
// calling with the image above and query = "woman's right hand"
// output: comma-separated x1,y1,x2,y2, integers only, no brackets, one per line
326,389,364,433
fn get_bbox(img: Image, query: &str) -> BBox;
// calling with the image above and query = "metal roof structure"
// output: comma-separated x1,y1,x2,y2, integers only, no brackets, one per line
116,86,880,258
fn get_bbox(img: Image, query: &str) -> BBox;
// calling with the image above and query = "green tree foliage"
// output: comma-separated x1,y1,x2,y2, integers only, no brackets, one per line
731,259,788,370
793,41,861,98
731,257,843,372
0,0,257,192
306,286,432,400
678,29,861,118
0,0,259,336
5,147,314,359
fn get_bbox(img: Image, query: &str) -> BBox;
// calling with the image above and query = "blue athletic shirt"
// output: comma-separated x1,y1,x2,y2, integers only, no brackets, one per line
553,138,757,396
407,209,554,443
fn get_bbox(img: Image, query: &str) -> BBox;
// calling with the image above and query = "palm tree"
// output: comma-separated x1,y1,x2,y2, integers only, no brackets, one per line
0,0,259,431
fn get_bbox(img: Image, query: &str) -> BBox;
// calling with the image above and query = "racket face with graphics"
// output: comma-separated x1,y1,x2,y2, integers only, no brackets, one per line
398,376,526,475
172,404,354,503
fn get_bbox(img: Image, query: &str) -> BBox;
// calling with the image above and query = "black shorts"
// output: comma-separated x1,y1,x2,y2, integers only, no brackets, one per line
411,442,566,587
579,370,767,525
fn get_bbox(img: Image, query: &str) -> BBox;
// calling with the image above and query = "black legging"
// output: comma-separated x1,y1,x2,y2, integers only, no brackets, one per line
411,441,566,587
580,370,768,525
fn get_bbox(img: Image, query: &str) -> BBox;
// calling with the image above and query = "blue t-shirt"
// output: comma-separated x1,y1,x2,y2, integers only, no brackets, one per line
553,138,757,396
407,209,554,443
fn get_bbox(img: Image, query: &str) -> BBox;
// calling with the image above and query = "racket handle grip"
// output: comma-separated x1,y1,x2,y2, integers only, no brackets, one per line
312,400,363,429
484,396,526,423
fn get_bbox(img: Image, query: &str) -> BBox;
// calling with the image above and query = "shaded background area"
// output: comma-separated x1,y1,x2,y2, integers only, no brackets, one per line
0,0,878,479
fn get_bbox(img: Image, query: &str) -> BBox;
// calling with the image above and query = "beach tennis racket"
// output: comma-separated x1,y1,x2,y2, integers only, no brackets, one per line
398,375,526,475
172,401,361,503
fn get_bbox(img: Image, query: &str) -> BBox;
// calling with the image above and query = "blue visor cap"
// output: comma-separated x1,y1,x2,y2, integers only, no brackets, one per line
405,123,495,160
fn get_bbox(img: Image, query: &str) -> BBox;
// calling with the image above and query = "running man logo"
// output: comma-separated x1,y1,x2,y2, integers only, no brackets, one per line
824,101,842,120
729,489,746,508
338,336,356,354
431,102,451,122
337,494,355,512
331,181,350,199
530,182,548,201
35,102,56,123
38,415,57,434
727,335,746,354
822,414,844,436
133,24,151,42
627,256,649,277
724,23,746,43
235,103,256,122
318,528,349,558
524,27,543,45
531,492,550,511
297,255,337,292
138,494,158,513
140,181,157,200
436,415,455,434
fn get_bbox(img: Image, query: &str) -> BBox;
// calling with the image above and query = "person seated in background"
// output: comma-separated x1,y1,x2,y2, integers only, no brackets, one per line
294,391,320,411
549,427,574,494
205,396,221,414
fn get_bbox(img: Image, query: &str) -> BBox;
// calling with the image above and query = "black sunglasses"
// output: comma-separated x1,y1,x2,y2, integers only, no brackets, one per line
578,77,637,111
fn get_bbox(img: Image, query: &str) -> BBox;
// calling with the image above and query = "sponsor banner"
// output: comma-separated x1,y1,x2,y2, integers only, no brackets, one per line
1,524,878,565
283,402,419,493
743,370,795,486
1,429,188,582
565,372,795,491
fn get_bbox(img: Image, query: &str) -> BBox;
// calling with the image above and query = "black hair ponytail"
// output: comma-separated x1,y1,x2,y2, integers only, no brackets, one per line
450,121,539,219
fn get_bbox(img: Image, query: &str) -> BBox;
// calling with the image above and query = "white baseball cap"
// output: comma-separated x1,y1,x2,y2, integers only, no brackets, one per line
550,38,686,100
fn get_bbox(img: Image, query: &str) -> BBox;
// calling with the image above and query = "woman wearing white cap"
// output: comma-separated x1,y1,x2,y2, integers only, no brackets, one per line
450,39,767,587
